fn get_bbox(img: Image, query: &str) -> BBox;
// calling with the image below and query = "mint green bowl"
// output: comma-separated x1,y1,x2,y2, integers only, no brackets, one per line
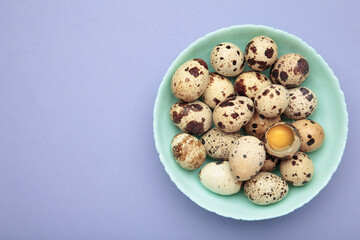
153,25,348,220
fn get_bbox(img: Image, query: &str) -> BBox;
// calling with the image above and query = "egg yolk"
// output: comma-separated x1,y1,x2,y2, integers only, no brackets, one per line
267,125,294,150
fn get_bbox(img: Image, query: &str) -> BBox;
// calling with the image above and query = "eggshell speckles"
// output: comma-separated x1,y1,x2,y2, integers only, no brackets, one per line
284,87,318,120
213,96,254,133
234,71,272,101
229,136,266,181
171,133,206,170
210,43,245,77
245,36,278,71
254,84,289,118
244,172,289,205
292,119,325,152
170,101,212,135
199,161,242,195
171,59,209,102
200,128,242,160
280,152,314,186
243,111,281,140
270,53,309,88
202,73,235,109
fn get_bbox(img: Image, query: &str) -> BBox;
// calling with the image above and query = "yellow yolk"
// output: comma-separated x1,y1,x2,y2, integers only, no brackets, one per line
267,125,294,150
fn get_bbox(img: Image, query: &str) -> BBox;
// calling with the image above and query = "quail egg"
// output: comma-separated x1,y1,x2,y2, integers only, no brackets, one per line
171,133,206,170
229,136,266,181
199,161,242,195
213,96,254,133
200,128,242,160
284,87,318,119
264,122,301,159
171,58,209,102
254,84,289,118
234,71,272,101
280,151,314,186
270,53,309,88
210,42,245,77
244,172,289,205
202,73,235,109
292,119,325,152
170,101,212,135
245,36,278,71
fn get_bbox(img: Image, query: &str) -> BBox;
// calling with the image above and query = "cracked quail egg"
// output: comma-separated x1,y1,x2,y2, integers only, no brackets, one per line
264,122,301,159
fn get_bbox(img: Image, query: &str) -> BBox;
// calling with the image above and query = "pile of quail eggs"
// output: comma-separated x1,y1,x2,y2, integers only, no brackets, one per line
169,36,325,205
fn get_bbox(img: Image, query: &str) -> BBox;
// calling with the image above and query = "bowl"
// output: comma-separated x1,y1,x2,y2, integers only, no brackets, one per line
153,25,348,220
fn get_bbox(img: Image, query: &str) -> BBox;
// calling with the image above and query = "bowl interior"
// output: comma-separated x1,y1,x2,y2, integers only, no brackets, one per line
153,25,348,220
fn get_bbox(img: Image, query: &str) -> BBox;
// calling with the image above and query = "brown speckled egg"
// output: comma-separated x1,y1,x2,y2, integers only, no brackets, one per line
170,101,212,135
261,153,279,172
283,87,318,120
199,161,242,195
213,96,254,133
200,128,242,160
254,84,289,118
210,42,245,77
202,73,235,109
229,136,266,181
280,151,314,186
292,119,325,152
171,59,209,102
171,133,206,170
270,53,309,88
243,111,281,140
234,71,272,101
244,172,288,205
245,36,278,71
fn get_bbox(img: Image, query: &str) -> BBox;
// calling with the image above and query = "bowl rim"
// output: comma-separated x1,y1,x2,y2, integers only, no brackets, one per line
153,24,348,220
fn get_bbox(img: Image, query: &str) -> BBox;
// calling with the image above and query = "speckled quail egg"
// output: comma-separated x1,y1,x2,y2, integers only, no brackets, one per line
270,53,309,88
210,42,245,77
244,172,289,205
243,111,281,140
292,119,325,152
213,96,254,133
283,87,318,120
171,58,209,102
254,84,289,118
199,161,242,195
171,133,206,170
264,122,301,159
234,71,272,101
280,151,314,186
200,128,242,160
202,73,235,109
170,101,212,135
245,36,278,71
229,136,266,181
261,153,279,172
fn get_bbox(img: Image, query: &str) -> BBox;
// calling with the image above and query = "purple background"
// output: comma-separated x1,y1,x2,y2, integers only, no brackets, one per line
0,0,359,239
